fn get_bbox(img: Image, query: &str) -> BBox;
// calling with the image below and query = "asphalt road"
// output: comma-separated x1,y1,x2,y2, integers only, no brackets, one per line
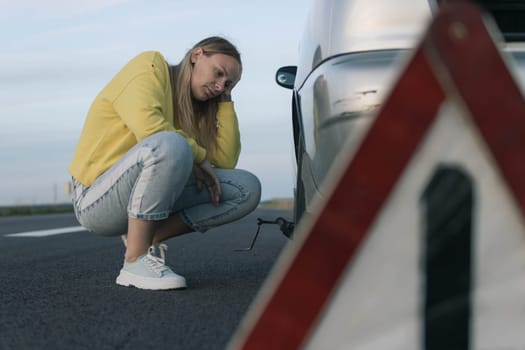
0,208,291,350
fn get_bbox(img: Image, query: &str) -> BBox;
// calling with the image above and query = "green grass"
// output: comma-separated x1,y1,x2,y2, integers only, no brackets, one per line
259,198,293,210
0,198,293,217
0,203,74,217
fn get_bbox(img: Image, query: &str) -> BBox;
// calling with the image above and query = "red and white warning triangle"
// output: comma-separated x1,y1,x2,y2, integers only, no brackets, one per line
230,2,525,349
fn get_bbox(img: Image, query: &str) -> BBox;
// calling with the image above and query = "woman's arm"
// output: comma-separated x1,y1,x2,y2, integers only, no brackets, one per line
113,72,175,141
113,70,207,163
210,101,241,168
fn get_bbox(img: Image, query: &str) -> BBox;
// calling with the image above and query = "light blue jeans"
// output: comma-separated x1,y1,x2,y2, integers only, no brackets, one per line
72,131,261,236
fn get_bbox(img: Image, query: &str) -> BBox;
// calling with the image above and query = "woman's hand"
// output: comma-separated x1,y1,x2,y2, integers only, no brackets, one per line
219,91,232,102
193,159,221,206
219,83,234,102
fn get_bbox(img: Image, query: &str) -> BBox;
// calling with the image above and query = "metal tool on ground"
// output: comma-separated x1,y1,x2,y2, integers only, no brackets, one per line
236,217,294,251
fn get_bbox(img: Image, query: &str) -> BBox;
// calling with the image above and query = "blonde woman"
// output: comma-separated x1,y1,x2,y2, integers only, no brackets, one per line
69,37,261,290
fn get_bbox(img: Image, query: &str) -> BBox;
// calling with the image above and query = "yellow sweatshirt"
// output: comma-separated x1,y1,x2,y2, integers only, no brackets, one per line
68,51,241,186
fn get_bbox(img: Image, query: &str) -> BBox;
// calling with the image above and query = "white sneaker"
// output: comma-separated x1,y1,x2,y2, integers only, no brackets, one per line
149,243,168,262
121,235,167,262
116,251,186,290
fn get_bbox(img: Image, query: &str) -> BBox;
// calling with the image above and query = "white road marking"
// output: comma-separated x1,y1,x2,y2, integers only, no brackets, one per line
5,226,87,237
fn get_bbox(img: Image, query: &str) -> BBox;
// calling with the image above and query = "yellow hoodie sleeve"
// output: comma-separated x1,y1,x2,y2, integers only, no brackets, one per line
173,129,207,164
112,70,207,163
113,71,175,141
210,101,241,168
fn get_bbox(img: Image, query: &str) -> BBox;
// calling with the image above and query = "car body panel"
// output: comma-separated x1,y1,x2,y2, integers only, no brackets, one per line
295,0,434,87
299,50,411,209
278,0,525,224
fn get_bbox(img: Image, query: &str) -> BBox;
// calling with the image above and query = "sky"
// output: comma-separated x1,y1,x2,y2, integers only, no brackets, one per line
0,0,309,205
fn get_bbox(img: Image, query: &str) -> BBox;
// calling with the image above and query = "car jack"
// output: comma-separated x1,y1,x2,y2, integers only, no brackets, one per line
235,217,295,251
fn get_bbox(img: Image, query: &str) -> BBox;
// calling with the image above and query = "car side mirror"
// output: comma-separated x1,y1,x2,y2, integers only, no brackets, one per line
275,66,297,89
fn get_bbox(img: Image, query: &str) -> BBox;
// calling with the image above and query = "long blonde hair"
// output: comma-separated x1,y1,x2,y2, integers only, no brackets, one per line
169,36,241,159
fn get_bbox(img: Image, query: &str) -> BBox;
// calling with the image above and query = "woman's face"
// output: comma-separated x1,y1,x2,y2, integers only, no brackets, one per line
190,48,242,101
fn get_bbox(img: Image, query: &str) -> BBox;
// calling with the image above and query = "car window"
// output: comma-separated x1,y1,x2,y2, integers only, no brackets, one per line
438,0,525,42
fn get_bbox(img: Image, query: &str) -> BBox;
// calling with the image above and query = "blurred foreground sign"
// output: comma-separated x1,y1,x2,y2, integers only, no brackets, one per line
229,3,525,349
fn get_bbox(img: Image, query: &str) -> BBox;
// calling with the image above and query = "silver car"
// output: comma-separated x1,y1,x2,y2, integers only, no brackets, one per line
276,0,525,226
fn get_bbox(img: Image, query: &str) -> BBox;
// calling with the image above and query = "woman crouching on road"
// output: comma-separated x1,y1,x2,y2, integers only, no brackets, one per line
68,36,261,290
